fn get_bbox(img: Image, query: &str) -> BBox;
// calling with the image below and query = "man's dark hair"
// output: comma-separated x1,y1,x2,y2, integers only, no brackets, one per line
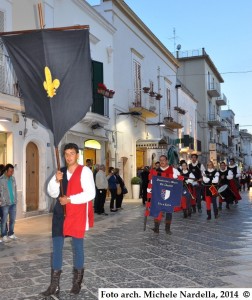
63,143,79,154
86,159,91,163
155,161,160,165
5,163,14,171
191,154,198,159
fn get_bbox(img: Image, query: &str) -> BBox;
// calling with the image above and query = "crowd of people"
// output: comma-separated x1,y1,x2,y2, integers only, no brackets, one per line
86,160,127,215
139,154,247,234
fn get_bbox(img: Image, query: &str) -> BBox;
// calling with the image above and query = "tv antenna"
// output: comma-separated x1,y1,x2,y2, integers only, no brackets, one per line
168,27,180,53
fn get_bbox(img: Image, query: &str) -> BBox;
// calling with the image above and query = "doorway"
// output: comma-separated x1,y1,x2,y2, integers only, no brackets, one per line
84,148,96,169
26,142,39,211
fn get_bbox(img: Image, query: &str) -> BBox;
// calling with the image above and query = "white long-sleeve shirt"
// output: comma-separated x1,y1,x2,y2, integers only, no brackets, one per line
47,166,96,204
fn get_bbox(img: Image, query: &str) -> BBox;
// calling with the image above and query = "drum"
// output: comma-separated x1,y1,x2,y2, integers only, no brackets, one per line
218,184,235,200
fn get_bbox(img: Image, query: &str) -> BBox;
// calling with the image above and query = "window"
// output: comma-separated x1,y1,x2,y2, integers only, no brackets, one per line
133,59,141,106
166,87,171,116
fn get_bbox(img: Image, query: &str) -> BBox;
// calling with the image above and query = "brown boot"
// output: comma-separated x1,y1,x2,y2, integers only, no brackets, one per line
41,269,62,296
165,221,172,235
151,220,160,233
70,268,84,294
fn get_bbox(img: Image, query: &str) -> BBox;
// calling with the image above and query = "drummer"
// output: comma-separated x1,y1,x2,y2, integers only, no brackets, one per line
218,161,234,210
178,160,195,218
188,154,205,213
203,161,219,220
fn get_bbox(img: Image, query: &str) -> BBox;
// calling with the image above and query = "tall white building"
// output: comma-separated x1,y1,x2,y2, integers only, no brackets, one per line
0,0,198,218
176,48,226,166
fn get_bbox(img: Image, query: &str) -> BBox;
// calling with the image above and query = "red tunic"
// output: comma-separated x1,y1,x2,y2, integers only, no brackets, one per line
63,165,94,238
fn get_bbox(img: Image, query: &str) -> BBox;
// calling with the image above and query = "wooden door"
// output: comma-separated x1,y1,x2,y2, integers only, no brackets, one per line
26,142,39,211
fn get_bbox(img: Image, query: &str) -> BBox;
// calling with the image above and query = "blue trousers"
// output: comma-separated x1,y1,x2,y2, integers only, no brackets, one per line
1,204,16,237
52,236,84,270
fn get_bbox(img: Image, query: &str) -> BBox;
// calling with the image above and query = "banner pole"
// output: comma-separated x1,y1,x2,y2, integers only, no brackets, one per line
55,146,66,216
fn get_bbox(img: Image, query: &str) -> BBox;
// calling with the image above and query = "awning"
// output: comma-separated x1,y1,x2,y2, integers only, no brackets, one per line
136,138,167,149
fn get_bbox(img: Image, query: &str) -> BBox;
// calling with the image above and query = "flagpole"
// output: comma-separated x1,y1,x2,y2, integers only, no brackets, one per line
55,147,64,197
36,3,67,216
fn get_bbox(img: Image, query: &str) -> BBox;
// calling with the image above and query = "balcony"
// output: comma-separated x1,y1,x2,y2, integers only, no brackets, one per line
216,93,227,106
128,90,157,119
207,82,220,98
216,143,229,154
174,106,186,115
208,113,222,126
163,116,183,129
216,121,228,132
0,53,21,98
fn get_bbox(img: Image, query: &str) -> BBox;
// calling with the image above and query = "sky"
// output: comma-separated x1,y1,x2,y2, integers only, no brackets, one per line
87,0,252,133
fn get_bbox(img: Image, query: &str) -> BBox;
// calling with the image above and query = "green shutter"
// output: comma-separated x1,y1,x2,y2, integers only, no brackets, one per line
92,60,105,115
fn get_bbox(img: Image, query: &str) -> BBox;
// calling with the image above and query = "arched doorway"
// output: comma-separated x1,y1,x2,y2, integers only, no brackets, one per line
26,142,39,211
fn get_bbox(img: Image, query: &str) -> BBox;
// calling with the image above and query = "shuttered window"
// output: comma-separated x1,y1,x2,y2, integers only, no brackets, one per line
133,59,141,106
92,60,109,117
0,11,4,63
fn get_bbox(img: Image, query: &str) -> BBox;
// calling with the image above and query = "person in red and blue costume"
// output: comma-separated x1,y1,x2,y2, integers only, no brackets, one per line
41,143,95,297
203,161,219,220
147,155,182,234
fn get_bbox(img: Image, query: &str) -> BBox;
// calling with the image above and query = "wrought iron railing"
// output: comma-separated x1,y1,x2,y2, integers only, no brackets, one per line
0,52,21,97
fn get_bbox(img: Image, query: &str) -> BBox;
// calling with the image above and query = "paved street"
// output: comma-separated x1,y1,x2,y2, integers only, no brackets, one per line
1,191,252,299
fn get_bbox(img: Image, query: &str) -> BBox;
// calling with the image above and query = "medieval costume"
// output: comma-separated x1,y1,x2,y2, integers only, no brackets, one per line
203,164,219,220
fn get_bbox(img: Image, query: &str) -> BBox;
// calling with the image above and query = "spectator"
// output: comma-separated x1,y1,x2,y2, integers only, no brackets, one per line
0,164,5,243
93,164,100,213
0,164,18,243
107,167,117,212
95,164,108,215
114,168,125,210
140,166,149,205
85,159,92,170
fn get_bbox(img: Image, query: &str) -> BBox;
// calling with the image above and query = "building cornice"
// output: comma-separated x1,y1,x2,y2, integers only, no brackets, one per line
72,0,116,35
105,0,179,68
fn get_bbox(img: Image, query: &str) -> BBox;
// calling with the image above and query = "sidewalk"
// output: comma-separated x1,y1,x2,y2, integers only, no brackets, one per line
0,194,252,299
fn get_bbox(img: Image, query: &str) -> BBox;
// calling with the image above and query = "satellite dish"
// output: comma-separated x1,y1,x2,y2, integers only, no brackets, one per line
176,44,181,50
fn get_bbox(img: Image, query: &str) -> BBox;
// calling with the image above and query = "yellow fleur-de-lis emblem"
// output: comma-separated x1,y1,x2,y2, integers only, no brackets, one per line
43,66,60,98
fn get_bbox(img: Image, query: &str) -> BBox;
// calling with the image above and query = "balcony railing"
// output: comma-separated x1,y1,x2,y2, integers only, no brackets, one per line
216,93,227,106
208,113,222,126
207,82,220,97
0,52,21,97
128,89,157,118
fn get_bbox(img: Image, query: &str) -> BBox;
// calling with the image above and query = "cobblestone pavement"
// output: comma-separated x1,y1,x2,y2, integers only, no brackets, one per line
1,191,252,299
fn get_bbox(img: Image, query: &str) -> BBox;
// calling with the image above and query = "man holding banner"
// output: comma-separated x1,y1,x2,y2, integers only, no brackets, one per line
147,155,183,234
43,143,95,296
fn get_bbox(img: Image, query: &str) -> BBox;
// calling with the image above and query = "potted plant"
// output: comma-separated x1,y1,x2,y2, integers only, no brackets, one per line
143,87,150,93
131,176,141,199
108,90,115,98
97,83,107,95
155,93,163,100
